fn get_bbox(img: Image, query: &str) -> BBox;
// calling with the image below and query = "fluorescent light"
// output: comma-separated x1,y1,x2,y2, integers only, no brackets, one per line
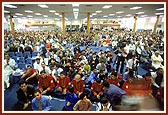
92,13,97,15
156,8,164,11
27,15,33,17
130,6,142,10
43,15,48,17
73,8,79,12
96,11,102,13
116,11,124,14
126,14,132,16
136,12,144,14
49,10,56,13
155,12,164,15
13,15,17,18
55,13,59,15
4,10,10,13
109,14,115,16
65,17,68,20
25,10,33,13
117,16,122,18
38,4,48,8
35,13,42,15
4,4,17,8
103,15,108,17
140,15,148,17
55,18,59,20
103,5,112,9
15,13,23,16
72,3,79,7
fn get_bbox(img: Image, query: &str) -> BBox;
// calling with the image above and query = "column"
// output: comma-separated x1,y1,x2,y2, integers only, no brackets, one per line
153,15,160,34
62,12,65,38
9,15,15,35
87,12,90,37
133,14,138,33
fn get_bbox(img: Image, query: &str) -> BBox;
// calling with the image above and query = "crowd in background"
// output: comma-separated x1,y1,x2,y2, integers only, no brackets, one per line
3,28,164,111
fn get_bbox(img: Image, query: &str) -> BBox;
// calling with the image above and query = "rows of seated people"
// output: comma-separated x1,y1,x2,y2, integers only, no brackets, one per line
4,29,164,111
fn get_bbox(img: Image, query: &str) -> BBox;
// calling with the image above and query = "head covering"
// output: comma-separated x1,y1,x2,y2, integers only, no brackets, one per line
155,50,160,54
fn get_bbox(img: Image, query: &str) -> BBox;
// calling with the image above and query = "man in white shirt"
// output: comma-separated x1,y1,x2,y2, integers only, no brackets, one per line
39,62,51,75
52,64,63,82
4,53,16,89
151,51,163,70
126,55,139,72
33,57,41,73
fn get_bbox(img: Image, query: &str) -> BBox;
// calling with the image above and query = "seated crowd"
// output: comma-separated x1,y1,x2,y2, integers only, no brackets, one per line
4,29,164,111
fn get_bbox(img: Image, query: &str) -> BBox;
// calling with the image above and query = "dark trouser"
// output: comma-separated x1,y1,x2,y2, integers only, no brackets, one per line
116,56,126,74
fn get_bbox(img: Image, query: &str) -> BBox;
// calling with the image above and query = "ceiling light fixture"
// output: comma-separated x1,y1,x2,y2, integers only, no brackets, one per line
116,11,124,14
38,4,48,8
72,3,79,7
96,11,102,13
130,6,142,10
15,13,23,16
49,10,56,13
4,10,10,13
103,5,112,9
155,12,164,15
25,10,33,13
4,4,17,8
156,8,164,11
136,12,144,14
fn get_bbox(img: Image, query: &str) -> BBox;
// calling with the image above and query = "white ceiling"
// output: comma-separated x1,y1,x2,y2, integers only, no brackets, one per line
3,2,165,21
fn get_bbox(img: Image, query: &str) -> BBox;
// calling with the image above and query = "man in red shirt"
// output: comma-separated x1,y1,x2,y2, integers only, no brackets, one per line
21,65,38,85
57,71,71,95
108,70,120,87
38,70,55,95
89,78,104,102
71,74,85,97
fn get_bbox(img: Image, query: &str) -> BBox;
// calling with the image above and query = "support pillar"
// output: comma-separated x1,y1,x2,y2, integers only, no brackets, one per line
87,12,90,37
62,12,65,38
9,15,15,35
153,15,160,35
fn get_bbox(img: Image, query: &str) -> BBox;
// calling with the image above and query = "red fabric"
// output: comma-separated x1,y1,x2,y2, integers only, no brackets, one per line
105,39,110,44
71,79,85,94
24,69,37,76
122,79,152,96
108,78,119,86
118,74,122,79
57,76,70,89
38,75,55,90
91,81,104,94
46,43,51,50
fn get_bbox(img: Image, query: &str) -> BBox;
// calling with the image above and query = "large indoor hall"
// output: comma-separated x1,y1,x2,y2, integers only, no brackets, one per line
2,2,166,112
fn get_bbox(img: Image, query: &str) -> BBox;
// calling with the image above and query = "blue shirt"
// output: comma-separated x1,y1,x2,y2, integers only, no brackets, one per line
31,95,52,111
65,92,78,111
88,71,98,83
105,84,126,102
